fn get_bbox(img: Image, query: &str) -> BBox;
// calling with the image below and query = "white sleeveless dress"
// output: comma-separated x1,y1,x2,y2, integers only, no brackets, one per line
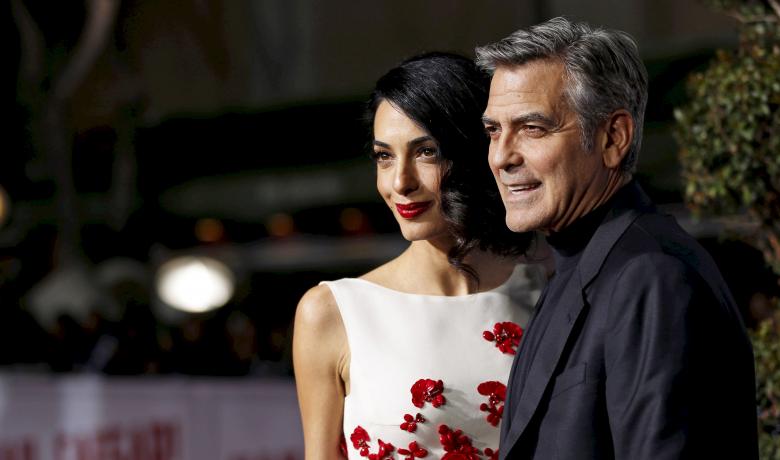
321,265,542,460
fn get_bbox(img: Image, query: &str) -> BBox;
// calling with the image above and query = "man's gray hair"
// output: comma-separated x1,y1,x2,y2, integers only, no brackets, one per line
475,17,648,172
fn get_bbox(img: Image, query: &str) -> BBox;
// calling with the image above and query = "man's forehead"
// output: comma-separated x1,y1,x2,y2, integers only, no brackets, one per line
484,61,567,118
488,60,566,96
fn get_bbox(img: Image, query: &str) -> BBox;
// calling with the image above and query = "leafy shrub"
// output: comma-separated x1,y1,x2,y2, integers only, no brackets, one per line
674,1,780,457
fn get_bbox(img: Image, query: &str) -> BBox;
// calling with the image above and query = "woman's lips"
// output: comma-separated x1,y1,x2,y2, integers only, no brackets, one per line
395,201,432,219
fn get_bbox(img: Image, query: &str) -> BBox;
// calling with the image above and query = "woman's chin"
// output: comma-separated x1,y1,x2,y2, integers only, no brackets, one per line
397,225,449,244
398,230,426,242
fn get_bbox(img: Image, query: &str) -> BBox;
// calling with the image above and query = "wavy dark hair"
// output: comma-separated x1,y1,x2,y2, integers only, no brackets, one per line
366,52,533,281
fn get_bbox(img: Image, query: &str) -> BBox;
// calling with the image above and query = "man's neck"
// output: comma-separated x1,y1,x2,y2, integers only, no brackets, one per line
545,172,631,235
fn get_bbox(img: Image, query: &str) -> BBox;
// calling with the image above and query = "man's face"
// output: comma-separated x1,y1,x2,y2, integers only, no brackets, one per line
483,59,611,233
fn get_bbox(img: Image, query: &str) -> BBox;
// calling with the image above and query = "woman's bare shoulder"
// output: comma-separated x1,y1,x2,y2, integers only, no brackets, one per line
295,284,342,332
294,284,349,376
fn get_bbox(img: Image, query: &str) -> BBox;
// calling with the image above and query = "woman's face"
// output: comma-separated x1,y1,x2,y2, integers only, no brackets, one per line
372,100,450,243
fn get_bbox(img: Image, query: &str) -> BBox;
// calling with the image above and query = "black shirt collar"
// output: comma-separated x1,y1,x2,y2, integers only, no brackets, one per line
546,181,635,272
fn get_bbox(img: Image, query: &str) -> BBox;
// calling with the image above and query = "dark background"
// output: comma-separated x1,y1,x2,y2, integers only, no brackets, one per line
3,0,774,377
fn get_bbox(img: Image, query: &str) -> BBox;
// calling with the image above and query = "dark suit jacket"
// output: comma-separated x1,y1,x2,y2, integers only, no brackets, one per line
499,182,758,460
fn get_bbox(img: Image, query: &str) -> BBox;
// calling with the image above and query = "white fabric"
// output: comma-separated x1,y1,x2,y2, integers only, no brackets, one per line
322,264,541,458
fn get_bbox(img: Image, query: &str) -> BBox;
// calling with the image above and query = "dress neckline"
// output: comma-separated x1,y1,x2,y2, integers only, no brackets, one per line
349,265,520,300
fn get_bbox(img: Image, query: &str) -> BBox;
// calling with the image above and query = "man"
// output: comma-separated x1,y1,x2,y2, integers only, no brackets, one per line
476,18,758,459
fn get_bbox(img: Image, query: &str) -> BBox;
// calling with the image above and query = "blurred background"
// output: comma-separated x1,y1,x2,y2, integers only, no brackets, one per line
3,0,779,459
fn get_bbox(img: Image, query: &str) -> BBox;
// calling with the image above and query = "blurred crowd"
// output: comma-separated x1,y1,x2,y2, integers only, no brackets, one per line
0,271,293,377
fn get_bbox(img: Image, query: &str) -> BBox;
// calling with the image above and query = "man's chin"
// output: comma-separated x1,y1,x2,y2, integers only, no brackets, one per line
504,216,538,233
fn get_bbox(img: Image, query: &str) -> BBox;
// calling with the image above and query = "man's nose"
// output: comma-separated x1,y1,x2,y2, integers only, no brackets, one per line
489,133,522,172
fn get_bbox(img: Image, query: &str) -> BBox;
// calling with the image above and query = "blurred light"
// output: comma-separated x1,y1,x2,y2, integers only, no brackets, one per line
0,185,10,228
266,213,294,237
195,218,225,243
155,256,235,313
340,207,366,233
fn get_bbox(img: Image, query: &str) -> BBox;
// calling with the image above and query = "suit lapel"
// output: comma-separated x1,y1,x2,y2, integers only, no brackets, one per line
500,270,587,456
499,181,652,459
499,282,552,444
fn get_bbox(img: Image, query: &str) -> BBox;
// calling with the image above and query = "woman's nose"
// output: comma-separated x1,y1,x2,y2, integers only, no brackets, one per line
393,161,420,196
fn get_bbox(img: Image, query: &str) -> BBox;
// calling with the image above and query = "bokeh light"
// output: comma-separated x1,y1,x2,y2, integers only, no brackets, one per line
0,185,10,228
195,218,225,243
155,256,235,313
266,213,294,237
339,207,366,233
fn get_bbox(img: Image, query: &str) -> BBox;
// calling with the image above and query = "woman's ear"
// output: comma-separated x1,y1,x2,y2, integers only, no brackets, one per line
599,109,634,169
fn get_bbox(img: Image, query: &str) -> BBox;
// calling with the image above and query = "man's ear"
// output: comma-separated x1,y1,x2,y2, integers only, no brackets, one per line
599,109,634,169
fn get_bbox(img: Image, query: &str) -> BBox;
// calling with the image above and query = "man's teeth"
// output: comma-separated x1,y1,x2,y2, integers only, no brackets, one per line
509,183,538,192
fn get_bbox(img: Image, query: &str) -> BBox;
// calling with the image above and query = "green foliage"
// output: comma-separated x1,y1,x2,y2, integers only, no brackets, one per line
674,0,780,275
752,310,780,460
675,2,780,457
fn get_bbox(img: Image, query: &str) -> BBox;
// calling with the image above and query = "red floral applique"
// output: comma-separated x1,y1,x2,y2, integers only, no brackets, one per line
484,447,499,460
477,381,507,426
411,379,446,408
438,424,482,460
482,321,523,354
397,441,428,459
340,434,349,458
400,413,426,432
367,439,394,460
441,454,475,460
350,426,371,457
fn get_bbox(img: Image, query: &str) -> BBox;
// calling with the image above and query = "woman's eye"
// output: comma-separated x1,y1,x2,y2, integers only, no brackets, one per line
418,147,438,158
417,147,439,161
371,150,394,166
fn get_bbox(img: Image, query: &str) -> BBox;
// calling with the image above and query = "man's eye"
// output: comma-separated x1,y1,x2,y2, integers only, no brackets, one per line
524,125,546,136
484,125,500,139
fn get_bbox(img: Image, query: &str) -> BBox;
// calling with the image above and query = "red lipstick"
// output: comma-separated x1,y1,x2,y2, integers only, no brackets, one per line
395,201,432,219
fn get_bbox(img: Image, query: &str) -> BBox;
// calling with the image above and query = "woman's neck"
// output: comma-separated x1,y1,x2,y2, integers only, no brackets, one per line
388,239,516,296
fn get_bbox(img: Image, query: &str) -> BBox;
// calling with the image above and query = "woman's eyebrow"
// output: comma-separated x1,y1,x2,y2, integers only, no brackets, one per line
407,135,434,148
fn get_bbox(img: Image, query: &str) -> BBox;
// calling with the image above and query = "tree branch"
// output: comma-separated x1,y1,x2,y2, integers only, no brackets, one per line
51,0,121,102
724,10,779,23
768,0,780,20
10,0,45,86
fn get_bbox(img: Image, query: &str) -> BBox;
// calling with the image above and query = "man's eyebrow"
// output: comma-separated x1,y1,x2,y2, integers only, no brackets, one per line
511,112,557,126
481,113,557,126
481,115,498,125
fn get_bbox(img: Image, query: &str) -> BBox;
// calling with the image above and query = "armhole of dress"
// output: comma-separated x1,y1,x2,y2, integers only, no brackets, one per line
319,280,353,398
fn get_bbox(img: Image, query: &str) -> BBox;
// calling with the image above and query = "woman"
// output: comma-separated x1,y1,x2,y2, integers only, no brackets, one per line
294,52,543,460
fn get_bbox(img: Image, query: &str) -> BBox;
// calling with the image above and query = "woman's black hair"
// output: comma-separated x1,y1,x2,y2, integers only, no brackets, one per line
366,52,533,282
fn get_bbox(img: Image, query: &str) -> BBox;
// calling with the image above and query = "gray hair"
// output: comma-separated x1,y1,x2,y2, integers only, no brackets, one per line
475,17,648,172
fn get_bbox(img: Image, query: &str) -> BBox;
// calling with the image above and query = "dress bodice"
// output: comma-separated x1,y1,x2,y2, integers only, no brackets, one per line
321,265,542,459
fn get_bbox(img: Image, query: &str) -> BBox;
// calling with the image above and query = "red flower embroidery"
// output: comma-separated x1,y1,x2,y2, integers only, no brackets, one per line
350,426,371,457
411,379,446,408
482,322,523,354
340,434,349,458
400,413,426,432
367,439,394,460
477,381,507,426
441,454,473,460
438,424,482,460
484,448,499,460
397,441,428,459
